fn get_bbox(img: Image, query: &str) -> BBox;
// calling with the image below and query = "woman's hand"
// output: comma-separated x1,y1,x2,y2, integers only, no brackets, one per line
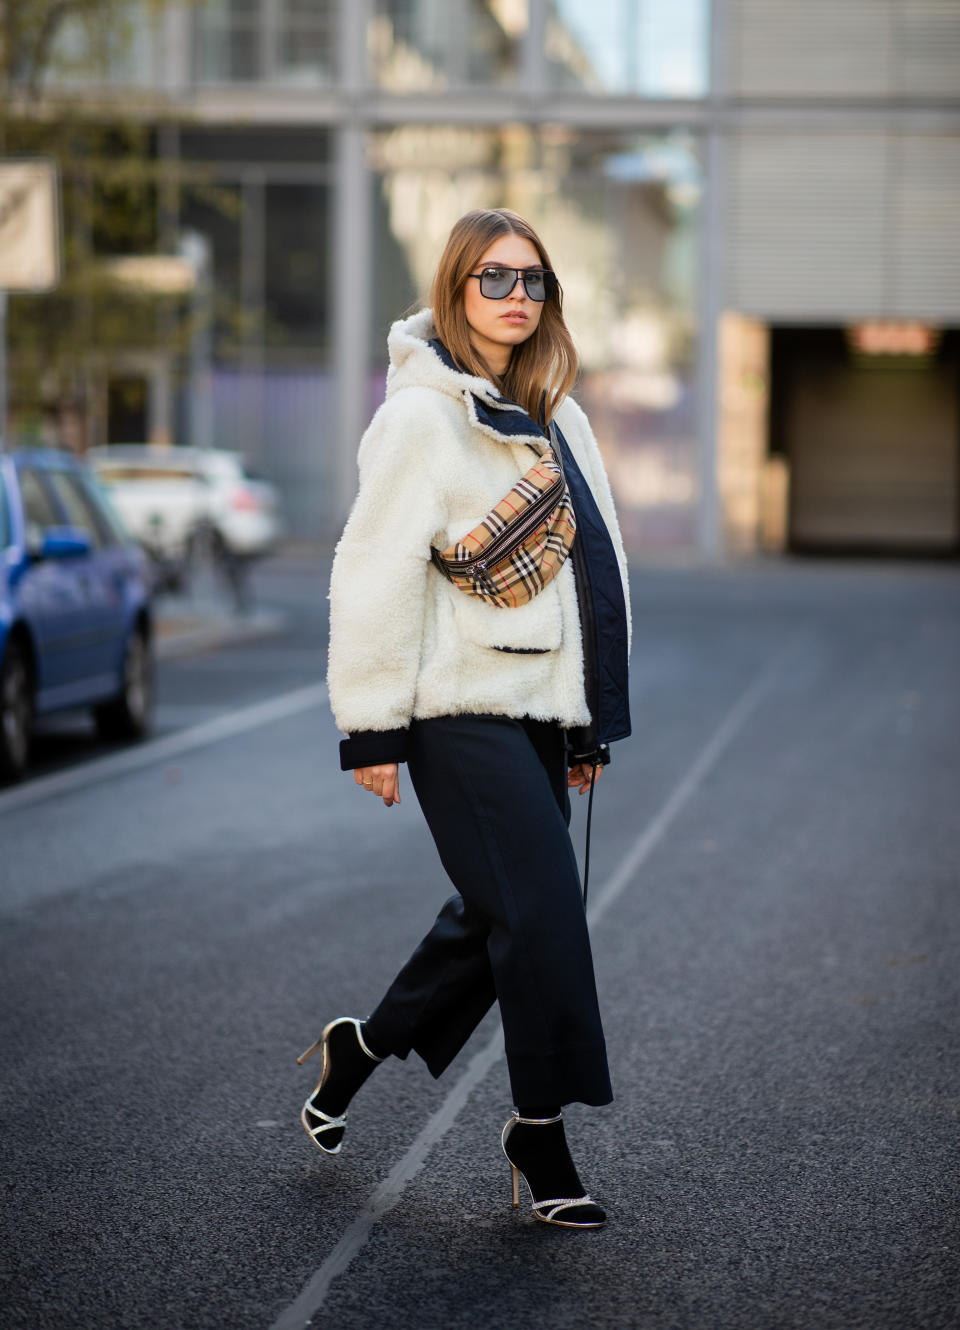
354,763,401,807
567,762,603,796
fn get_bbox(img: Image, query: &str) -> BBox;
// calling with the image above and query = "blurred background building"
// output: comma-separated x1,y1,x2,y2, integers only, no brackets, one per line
2,0,959,557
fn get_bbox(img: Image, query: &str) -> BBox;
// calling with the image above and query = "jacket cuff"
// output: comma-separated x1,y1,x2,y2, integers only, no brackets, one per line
339,728,409,771
567,742,611,769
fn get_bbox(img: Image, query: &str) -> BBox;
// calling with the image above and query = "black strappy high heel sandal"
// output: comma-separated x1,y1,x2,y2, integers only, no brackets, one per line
296,1017,383,1155
501,1111,606,1228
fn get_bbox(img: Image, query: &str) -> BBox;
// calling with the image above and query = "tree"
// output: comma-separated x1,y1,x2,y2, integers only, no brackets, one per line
1,0,241,447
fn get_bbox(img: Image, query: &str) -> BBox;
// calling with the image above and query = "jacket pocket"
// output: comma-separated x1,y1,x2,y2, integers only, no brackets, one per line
448,576,563,653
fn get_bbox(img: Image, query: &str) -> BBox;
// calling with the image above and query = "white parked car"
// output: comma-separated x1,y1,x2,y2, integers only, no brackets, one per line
89,446,283,588
191,449,284,560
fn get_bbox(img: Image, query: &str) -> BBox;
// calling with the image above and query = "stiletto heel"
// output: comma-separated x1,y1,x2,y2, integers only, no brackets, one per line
297,1037,323,1065
298,1017,383,1155
501,1111,605,1228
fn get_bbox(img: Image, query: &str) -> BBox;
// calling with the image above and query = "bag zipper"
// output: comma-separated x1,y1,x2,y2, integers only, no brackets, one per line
443,453,567,575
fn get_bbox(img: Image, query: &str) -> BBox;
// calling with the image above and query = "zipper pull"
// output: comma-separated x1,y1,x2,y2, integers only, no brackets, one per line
474,560,494,595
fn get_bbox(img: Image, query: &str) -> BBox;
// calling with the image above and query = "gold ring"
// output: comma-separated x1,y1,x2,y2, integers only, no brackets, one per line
363,781,373,787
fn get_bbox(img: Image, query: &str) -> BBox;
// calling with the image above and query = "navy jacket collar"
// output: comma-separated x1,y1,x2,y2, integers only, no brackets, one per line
428,338,547,446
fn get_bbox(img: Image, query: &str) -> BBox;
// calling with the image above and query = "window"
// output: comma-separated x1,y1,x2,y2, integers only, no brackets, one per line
264,184,331,350
42,0,160,88
43,470,109,549
546,0,708,97
370,0,528,89
195,0,261,81
180,127,331,166
180,184,244,357
278,0,337,84
194,0,336,84
0,472,9,548
18,468,61,553
79,473,130,545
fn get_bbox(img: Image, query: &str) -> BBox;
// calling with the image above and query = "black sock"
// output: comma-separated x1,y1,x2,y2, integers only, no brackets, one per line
309,1021,382,1118
359,1021,390,1062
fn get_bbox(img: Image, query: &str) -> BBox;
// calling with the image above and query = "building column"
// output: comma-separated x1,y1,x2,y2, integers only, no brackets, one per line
333,0,373,527
696,0,727,560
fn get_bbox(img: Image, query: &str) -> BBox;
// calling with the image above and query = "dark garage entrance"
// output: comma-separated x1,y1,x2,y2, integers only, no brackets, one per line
770,327,959,554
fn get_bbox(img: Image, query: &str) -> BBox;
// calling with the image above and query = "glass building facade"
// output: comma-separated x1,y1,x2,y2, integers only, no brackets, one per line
42,0,712,546
30,0,960,557
370,124,701,547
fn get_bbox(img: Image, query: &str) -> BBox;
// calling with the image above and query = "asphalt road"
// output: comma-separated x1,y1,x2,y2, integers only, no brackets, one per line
1,557,958,1330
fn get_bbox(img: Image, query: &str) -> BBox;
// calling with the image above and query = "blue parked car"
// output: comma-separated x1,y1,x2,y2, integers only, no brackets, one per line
0,449,154,783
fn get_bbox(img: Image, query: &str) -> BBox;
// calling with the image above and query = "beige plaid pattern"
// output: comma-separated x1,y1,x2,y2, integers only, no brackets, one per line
431,446,577,609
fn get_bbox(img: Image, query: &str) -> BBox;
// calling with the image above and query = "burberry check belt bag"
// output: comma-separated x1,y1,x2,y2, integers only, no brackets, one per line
430,427,577,609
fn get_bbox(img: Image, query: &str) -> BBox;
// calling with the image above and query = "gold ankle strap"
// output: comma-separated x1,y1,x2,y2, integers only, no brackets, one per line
356,1022,383,1062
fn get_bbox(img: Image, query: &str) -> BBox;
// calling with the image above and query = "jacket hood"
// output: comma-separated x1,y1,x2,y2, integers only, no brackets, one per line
386,308,547,450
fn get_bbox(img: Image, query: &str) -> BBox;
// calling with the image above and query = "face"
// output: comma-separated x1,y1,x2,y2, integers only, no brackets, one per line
462,234,546,375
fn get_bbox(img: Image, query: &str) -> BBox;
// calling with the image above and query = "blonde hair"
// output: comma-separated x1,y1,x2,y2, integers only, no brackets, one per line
429,208,578,425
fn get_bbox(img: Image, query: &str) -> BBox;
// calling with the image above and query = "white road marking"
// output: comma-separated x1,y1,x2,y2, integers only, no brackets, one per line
0,682,328,818
271,1033,506,1330
268,645,796,1330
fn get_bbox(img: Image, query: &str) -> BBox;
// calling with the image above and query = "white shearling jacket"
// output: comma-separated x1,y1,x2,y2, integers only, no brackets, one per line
328,309,631,768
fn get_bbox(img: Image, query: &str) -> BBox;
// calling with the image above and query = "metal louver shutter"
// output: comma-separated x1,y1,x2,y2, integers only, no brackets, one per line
727,132,887,318
728,0,896,98
893,134,960,319
728,0,960,98
900,0,960,98
726,131,960,321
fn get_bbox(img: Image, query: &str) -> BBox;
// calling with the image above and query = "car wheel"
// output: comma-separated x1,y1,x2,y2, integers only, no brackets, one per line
94,627,154,741
0,639,33,783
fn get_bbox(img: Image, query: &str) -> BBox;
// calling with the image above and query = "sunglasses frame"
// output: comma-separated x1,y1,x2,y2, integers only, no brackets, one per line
468,266,558,302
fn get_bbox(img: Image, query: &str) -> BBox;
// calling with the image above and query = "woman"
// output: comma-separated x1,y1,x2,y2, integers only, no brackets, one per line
300,208,631,1229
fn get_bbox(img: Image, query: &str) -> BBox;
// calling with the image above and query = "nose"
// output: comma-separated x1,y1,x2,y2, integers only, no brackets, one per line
506,274,527,298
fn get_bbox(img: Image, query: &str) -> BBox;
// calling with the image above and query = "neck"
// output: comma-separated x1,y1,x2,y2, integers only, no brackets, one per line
468,335,511,379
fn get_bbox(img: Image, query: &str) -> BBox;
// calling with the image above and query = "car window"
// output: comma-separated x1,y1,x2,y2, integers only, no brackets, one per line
44,469,106,550
78,471,129,545
0,471,9,548
94,464,198,483
18,468,61,550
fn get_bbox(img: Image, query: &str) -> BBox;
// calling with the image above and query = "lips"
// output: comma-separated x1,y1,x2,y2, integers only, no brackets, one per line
502,312,528,323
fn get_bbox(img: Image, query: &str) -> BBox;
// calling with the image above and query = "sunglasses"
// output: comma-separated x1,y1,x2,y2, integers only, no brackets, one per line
468,266,558,302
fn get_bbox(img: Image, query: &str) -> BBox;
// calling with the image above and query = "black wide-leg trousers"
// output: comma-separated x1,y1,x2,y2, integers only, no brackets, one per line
364,713,612,1108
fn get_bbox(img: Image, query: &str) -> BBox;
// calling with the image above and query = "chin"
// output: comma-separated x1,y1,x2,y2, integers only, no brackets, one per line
500,326,536,345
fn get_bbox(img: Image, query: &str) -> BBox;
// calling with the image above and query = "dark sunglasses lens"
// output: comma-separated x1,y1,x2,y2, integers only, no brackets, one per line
479,268,514,298
523,271,547,301
477,267,554,300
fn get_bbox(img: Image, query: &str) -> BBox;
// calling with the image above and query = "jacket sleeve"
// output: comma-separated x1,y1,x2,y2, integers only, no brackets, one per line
560,396,632,657
327,388,449,759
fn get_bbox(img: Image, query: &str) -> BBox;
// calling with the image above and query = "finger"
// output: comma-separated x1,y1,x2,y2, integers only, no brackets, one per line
383,771,401,806
354,769,364,786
